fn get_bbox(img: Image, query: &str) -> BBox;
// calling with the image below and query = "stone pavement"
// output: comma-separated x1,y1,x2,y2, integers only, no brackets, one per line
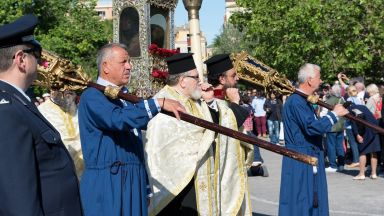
248,147,384,216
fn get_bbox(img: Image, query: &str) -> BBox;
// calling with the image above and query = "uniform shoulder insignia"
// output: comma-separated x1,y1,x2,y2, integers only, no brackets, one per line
0,98,9,104
0,91,12,105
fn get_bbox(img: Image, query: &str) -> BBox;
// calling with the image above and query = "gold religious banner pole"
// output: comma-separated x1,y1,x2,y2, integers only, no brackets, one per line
233,51,384,135
183,0,204,82
34,50,317,166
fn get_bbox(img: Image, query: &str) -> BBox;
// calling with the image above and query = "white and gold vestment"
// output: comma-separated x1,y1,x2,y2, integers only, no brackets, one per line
145,86,252,216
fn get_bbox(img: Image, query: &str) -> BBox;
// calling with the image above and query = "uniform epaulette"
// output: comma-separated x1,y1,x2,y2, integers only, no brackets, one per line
0,90,12,105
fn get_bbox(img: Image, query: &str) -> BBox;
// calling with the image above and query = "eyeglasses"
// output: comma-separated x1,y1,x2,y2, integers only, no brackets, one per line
13,46,42,64
185,75,199,81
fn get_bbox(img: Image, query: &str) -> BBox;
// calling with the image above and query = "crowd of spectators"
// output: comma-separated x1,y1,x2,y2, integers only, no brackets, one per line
240,73,384,180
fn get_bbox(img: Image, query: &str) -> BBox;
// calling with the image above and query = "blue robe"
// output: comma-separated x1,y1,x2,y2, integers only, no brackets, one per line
279,93,338,216
78,87,159,216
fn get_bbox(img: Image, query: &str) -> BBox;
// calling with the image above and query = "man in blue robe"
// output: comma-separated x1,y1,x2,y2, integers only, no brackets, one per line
78,43,185,216
279,63,349,216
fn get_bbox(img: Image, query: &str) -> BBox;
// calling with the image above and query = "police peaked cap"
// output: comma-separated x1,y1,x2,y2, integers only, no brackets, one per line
204,54,233,76
0,14,41,48
165,53,196,74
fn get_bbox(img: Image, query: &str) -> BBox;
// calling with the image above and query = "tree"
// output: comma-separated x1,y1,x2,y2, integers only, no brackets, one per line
230,0,384,83
0,0,112,78
212,23,254,55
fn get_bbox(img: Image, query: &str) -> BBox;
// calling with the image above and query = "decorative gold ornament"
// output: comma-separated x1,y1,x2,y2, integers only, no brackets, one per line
149,0,179,9
307,94,320,104
231,51,295,96
34,50,91,92
104,85,122,99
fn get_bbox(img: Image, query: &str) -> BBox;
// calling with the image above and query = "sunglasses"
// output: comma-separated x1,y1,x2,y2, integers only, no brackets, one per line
13,46,42,64
23,46,42,64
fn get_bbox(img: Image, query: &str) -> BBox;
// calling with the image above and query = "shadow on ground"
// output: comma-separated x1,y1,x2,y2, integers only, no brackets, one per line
252,213,274,216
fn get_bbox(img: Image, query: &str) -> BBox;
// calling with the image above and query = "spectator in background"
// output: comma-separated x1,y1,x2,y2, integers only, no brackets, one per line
349,104,381,180
345,86,362,168
36,96,44,104
264,91,282,144
251,89,257,100
241,95,268,177
252,90,267,137
365,84,382,120
322,84,346,172
355,81,367,104
42,92,50,101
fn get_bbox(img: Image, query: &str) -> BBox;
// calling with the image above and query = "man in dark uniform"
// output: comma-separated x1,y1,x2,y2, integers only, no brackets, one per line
0,15,83,215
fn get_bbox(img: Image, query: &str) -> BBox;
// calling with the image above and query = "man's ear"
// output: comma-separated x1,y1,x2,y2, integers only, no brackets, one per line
102,61,109,74
219,75,226,85
14,50,26,71
179,76,187,88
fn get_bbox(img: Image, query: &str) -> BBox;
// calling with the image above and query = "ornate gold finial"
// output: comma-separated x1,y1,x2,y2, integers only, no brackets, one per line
34,50,91,92
307,94,320,104
231,51,295,96
104,85,122,99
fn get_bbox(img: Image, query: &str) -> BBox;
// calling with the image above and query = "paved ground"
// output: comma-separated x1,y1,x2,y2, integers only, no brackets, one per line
248,148,384,216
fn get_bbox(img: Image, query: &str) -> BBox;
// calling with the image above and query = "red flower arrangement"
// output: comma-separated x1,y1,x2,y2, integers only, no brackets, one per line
149,43,179,80
151,69,168,79
149,43,179,58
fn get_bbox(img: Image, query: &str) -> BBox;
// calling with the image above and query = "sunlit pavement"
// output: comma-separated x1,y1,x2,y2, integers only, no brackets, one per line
248,141,384,216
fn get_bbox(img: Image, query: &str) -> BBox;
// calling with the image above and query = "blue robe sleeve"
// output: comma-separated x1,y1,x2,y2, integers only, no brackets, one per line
80,88,159,131
0,99,42,215
287,95,337,136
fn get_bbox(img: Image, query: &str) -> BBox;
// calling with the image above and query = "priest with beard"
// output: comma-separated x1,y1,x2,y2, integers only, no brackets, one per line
38,90,84,177
145,53,217,215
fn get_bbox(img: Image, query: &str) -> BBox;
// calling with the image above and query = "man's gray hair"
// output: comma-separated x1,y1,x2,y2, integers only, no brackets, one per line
96,43,128,73
297,63,321,84
0,44,28,72
166,71,189,86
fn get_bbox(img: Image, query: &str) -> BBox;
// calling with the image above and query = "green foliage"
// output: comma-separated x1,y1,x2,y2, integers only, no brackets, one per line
230,0,384,83
0,0,113,79
212,23,253,55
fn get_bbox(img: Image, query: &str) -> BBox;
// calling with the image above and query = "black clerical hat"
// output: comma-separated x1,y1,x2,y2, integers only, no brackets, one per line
0,14,41,48
165,53,196,74
204,54,233,76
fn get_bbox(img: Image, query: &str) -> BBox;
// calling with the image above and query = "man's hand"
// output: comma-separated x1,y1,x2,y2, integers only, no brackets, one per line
356,134,363,143
201,83,214,102
157,98,186,120
225,88,240,104
332,104,349,117
337,72,349,81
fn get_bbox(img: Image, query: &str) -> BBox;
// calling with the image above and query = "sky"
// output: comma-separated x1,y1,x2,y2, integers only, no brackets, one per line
174,0,225,45
98,0,225,45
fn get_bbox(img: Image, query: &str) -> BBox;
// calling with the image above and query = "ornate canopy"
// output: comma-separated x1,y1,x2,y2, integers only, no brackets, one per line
149,0,179,9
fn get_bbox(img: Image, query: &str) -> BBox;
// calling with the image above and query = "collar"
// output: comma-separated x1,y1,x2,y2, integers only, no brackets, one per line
97,77,117,87
0,79,31,102
97,77,128,93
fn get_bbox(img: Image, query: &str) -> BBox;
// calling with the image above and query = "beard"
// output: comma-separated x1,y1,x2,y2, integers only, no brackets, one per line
52,93,77,113
190,88,202,101
223,82,237,89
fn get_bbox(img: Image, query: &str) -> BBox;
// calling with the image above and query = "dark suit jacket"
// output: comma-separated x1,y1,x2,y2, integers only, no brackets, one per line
0,81,82,216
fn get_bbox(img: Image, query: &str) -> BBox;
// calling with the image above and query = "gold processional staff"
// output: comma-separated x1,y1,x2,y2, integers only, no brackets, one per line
34,50,342,167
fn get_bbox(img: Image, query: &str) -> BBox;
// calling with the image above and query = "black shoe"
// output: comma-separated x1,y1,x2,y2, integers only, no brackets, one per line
248,164,269,177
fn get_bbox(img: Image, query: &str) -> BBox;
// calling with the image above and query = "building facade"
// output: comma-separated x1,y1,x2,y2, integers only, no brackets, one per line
96,0,113,20
174,24,208,60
